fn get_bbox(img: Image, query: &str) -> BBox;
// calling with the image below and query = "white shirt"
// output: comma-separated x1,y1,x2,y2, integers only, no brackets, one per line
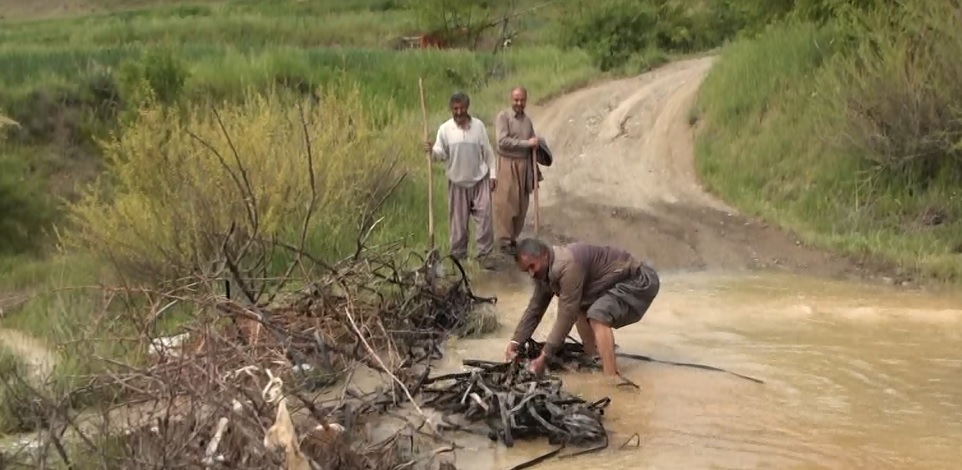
431,116,497,187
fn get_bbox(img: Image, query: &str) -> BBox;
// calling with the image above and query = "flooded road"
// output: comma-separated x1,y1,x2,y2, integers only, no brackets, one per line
434,270,962,470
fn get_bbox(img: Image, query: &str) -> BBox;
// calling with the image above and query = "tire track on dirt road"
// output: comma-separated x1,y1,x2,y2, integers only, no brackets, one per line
522,56,862,278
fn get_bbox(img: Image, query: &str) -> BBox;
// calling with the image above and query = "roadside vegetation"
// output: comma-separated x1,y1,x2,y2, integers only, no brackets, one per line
694,0,962,285
0,0,754,443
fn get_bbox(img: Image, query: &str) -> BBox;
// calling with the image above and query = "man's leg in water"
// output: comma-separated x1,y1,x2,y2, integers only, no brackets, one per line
575,314,598,355
589,319,618,375
585,267,661,377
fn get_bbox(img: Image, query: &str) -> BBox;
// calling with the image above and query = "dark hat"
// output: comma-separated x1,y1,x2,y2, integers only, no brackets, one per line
534,138,553,167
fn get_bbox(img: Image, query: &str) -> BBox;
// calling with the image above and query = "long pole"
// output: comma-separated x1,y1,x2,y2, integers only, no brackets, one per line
418,77,435,250
531,147,539,235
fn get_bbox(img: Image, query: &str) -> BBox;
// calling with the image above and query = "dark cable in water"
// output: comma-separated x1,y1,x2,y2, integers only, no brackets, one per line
563,335,765,384
613,351,765,384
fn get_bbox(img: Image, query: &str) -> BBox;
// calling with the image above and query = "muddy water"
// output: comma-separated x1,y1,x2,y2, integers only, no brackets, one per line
436,270,962,470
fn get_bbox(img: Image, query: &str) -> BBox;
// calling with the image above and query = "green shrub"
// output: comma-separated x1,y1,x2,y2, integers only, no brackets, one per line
558,0,658,71
0,116,59,255
117,47,190,105
65,83,415,283
817,0,962,183
0,348,36,434
557,0,748,71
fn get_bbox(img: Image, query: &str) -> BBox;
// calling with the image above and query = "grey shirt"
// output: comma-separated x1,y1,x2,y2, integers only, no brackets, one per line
495,108,537,159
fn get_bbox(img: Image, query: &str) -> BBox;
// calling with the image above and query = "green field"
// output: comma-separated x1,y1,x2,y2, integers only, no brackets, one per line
0,0,589,267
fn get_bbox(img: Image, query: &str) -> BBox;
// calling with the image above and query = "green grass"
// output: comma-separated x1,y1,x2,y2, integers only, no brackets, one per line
0,3,414,53
0,348,32,435
0,0,597,253
0,41,599,295
694,9,962,285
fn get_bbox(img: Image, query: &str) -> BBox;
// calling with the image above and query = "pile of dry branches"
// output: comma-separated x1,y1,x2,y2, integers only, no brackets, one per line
119,246,493,466
423,359,610,449
0,243,495,470
0,104,498,469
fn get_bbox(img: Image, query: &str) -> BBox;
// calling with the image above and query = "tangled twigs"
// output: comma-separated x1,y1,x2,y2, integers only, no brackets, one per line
0,243,499,469
338,282,438,437
421,360,611,449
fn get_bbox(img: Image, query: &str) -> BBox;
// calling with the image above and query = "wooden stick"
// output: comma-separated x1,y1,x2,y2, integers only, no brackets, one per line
418,77,436,250
531,146,540,235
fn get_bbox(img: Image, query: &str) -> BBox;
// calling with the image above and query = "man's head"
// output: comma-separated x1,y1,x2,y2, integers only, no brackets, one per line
510,87,527,115
449,92,471,125
515,237,551,280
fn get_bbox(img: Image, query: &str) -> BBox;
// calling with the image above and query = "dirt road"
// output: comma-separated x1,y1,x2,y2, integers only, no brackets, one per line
520,56,860,278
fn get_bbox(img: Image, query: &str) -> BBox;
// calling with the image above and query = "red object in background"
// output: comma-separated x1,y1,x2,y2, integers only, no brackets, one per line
418,32,447,49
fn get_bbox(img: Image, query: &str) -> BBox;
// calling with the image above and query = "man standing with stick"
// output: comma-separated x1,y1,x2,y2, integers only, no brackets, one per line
494,86,550,255
424,91,498,269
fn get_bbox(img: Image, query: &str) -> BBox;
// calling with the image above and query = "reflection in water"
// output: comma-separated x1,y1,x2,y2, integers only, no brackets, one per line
442,270,962,470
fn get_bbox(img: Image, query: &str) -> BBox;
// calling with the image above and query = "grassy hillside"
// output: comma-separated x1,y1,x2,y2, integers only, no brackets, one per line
694,0,962,285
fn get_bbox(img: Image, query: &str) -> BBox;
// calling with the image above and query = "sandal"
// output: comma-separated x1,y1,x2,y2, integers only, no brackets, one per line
609,373,640,390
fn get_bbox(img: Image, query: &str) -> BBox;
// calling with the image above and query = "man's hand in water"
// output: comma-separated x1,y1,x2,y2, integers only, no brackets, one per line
527,353,547,376
504,341,520,362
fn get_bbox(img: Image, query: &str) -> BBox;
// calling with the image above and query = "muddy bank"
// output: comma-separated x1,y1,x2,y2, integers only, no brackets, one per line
535,197,860,278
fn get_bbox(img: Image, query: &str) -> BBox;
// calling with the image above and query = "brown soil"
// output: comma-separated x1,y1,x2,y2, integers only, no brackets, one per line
503,56,873,282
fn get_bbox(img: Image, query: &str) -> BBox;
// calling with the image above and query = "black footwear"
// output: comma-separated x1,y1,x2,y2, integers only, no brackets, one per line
614,373,640,389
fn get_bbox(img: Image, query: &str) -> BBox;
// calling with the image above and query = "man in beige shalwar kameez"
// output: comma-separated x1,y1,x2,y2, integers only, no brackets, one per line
494,87,542,256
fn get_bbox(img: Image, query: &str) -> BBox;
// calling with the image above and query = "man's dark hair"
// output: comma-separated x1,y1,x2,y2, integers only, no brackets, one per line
449,91,470,107
515,237,549,261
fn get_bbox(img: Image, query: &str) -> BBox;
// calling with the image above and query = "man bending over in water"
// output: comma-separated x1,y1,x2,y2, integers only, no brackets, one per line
504,238,660,379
